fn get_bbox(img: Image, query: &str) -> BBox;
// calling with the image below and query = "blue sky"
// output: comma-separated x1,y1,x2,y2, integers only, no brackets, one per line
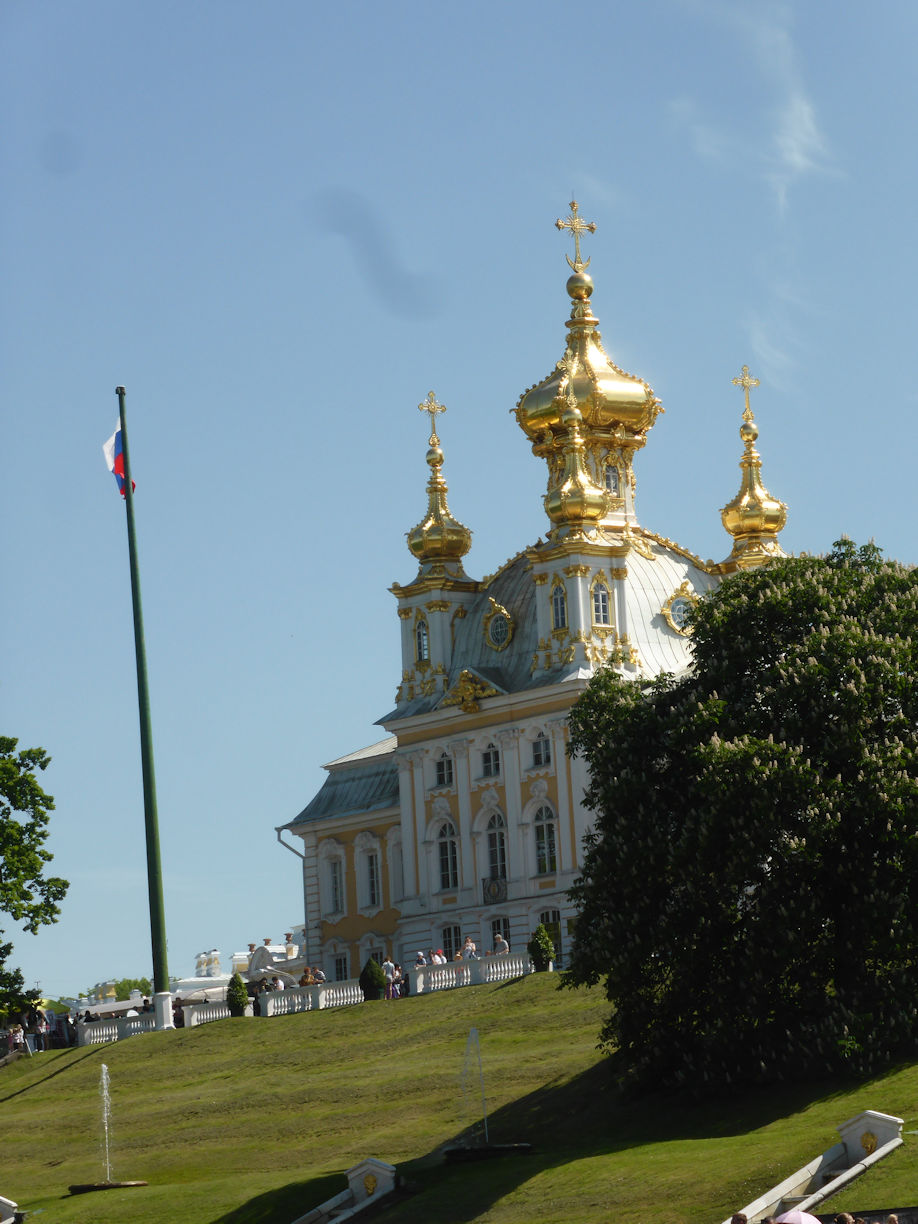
3,0,916,999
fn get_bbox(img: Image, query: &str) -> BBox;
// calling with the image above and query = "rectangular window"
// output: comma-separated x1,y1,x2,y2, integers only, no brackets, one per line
592,585,611,625
442,925,462,961
367,852,380,909
435,755,453,787
482,745,500,777
439,834,458,890
334,954,348,982
369,946,384,967
532,735,551,767
536,822,557,874
329,859,343,913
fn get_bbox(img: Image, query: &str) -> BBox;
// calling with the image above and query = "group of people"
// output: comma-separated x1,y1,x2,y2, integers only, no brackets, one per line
380,957,409,999
414,933,511,967
4,1007,68,1053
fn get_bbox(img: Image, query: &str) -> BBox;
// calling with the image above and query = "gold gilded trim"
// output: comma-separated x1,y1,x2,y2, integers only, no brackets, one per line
661,581,698,636
482,595,514,653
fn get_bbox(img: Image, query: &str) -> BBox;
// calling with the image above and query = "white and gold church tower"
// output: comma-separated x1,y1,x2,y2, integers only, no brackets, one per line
277,203,787,978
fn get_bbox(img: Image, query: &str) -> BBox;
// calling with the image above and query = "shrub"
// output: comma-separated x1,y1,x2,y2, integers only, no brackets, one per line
527,924,555,972
359,957,387,1001
226,972,249,1018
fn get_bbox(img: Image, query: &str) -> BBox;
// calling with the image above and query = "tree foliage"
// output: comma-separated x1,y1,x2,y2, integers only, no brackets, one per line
113,976,153,1001
0,738,68,1011
226,972,249,1017
565,540,918,1092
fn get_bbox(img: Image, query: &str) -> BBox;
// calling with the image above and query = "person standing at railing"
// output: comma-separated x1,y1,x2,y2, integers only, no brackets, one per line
494,933,509,955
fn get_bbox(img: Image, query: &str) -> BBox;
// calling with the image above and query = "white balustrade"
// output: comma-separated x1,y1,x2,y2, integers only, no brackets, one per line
75,956,532,1046
77,1013,157,1046
411,951,533,995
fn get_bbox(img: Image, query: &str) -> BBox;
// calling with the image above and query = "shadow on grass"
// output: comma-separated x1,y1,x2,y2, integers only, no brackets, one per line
211,1172,345,1224
0,1045,104,1103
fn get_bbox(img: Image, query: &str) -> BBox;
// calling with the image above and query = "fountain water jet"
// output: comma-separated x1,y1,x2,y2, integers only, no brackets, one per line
68,1063,148,1195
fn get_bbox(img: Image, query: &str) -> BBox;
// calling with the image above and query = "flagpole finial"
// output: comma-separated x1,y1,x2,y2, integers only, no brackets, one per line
116,385,126,395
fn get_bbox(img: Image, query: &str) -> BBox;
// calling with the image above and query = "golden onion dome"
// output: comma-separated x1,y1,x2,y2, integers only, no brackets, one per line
514,266,662,444
718,366,787,570
406,393,472,564
542,396,610,534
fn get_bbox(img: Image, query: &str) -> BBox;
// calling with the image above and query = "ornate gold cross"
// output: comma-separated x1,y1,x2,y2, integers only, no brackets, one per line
418,390,447,443
555,199,597,272
732,364,760,420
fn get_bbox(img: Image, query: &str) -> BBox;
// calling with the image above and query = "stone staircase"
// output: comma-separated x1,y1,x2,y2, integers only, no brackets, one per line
720,1110,905,1223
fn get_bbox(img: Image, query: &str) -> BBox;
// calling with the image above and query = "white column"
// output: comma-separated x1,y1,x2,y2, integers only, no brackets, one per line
450,739,474,896
548,718,574,871
397,756,418,897
408,751,428,898
497,728,524,884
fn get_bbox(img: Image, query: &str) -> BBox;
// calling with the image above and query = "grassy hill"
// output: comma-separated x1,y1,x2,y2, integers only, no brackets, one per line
3,974,916,1223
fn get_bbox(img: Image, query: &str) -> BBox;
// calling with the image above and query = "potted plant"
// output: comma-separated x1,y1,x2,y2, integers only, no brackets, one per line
527,923,555,972
226,972,249,1018
359,957,388,1001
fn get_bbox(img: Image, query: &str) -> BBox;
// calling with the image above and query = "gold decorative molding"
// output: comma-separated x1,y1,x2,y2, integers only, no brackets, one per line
564,564,591,577
364,1174,378,1196
860,1131,878,1156
441,670,499,713
661,580,699,636
482,596,514,652
397,607,412,619
610,567,628,580
532,572,549,585
426,599,450,612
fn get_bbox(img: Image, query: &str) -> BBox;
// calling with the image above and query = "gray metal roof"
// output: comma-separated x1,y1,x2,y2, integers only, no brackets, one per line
282,752,399,829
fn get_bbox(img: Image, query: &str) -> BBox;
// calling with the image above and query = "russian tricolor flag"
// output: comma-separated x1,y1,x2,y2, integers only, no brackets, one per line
102,423,135,496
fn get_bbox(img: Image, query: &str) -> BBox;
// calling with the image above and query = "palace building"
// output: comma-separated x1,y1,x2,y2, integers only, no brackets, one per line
276,203,787,980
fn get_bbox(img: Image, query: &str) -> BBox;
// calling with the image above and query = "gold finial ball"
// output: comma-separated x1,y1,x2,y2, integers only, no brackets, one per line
561,401,583,429
427,444,444,467
740,420,758,444
566,271,594,301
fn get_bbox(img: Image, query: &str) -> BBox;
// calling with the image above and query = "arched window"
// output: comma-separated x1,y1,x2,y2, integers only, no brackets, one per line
604,465,620,496
487,812,507,880
551,583,567,630
438,820,459,890
592,581,611,626
534,805,557,875
416,618,429,662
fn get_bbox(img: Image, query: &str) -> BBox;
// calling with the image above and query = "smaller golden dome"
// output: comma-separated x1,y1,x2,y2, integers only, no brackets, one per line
542,387,610,536
406,392,472,565
718,366,787,571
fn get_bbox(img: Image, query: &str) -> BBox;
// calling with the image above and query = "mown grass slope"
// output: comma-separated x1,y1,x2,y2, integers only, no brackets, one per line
2,975,916,1223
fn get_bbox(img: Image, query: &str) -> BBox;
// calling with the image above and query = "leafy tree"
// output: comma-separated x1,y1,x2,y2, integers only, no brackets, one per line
113,977,153,1001
565,540,918,1092
0,738,68,1012
527,923,555,971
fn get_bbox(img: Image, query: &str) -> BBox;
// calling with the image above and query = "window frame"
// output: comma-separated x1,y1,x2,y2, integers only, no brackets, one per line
534,805,558,875
438,819,459,890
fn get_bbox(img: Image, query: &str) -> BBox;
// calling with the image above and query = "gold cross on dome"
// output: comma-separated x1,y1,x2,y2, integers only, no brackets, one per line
555,199,597,272
732,364,760,420
418,390,447,443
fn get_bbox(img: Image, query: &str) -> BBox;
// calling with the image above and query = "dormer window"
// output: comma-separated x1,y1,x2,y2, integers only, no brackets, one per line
416,618,430,662
435,753,453,788
482,743,500,778
532,732,551,768
551,583,567,630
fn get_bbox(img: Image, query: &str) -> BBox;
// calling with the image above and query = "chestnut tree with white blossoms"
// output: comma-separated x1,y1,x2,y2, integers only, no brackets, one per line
564,539,918,1091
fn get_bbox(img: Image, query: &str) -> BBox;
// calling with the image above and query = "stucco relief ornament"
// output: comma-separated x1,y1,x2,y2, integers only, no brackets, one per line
432,796,451,819
531,778,549,800
440,669,499,713
481,787,500,810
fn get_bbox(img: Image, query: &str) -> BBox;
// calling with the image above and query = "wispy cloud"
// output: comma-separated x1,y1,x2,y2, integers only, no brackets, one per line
672,0,835,213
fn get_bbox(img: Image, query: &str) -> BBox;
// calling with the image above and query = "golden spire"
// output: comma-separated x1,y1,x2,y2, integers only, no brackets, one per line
514,201,662,535
555,199,597,272
406,391,472,566
717,365,787,572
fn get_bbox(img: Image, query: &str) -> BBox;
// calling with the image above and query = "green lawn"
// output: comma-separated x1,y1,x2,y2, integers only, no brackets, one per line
2,975,916,1223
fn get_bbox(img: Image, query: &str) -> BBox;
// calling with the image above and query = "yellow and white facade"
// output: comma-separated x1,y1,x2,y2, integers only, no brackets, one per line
278,203,787,979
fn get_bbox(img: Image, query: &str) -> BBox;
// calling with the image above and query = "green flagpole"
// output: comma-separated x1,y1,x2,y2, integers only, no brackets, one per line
115,386,170,999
